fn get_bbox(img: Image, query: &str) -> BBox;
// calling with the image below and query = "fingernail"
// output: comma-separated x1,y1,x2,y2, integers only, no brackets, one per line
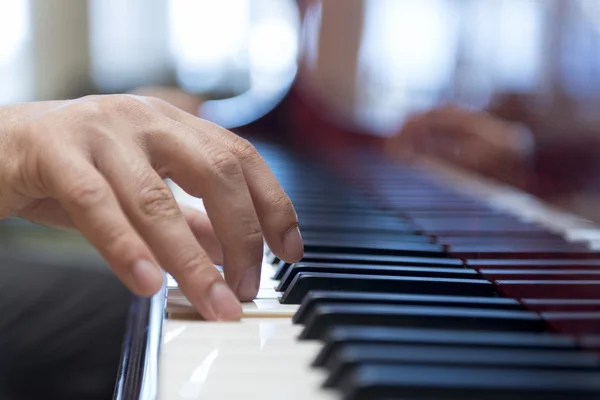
284,225,304,261
132,260,164,294
208,282,242,321
237,265,260,302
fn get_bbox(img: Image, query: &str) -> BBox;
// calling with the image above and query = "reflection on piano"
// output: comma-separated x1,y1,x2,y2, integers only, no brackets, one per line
114,138,600,400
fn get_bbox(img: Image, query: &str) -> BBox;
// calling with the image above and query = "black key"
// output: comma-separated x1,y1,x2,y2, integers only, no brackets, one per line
265,252,279,265
313,326,578,367
281,272,498,304
299,304,545,340
293,291,523,324
324,344,600,388
277,263,480,292
441,236,573,246
300,231,431,243
427,225,549,234
301,238,432,253
580,335,600,353
301,239,444,256
450,245,600,260
298,214,411,227
338,364,600,400
414,215,532,225
293,207,399,217
467,259,600,270
404,210,503,218
299,220,414,231
273,254,463,280
521,298,600,312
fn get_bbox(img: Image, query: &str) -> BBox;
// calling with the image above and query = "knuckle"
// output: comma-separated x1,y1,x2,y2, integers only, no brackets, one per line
60,100,108,126
240,223,264,251
66,178,108,209
177,250,211,280
206,150,242,178
178,255,201,278
136,179,179,220
267,192,294,213
100,225,131,255
103,94,154,118
231,138,260,164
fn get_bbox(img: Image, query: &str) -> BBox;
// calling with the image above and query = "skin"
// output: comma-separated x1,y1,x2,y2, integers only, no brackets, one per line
385,104,533,189
0,94,304,321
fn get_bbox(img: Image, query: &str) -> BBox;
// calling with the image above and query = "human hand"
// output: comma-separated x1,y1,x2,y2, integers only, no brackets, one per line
0,94,303,320
385,104,536,187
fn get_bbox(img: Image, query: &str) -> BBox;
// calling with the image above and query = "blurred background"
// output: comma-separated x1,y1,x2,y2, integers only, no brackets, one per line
2,0,600,240
2,0,600,132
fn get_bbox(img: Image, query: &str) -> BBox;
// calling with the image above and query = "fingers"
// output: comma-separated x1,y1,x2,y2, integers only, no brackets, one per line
43,153,164,296
91,144,241,320
180,206,223,266
207,128,304,263
144,127,264,301
148,99,303,264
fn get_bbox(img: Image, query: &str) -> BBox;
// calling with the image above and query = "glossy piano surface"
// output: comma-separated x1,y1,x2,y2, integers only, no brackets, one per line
114,1,600,399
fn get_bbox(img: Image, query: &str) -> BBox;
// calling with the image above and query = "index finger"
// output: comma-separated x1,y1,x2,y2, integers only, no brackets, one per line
150,99,304,263
91,144,242,320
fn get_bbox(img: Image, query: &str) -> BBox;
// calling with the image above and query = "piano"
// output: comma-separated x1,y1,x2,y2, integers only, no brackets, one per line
112,137,600,400
112,2,600,398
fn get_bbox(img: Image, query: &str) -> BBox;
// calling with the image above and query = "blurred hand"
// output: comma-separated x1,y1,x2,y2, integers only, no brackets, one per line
386,104,536,187
0,94,303,320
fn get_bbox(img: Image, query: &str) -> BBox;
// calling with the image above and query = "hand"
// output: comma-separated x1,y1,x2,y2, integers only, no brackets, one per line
386,104,535,187
0,94,303,320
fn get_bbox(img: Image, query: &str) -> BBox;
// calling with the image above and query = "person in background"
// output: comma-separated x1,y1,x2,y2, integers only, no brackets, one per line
385,95,600,205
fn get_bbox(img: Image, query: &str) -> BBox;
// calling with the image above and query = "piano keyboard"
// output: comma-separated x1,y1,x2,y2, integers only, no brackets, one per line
154,142,600,400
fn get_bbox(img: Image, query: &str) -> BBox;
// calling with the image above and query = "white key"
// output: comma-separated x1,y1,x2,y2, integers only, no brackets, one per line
158,319,337,400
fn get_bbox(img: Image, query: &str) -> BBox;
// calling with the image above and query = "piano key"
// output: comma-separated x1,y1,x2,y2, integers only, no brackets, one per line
266,252,280,265
450,245,599,259
292,291,522,324
292,206,400,216
580,335,600,353
429,228,562,237
313,326,578,367
276,263,481,292
298,214,412,226
440,236,575,246
301,239,446,256
323,344,600,389
300,230,432,243
497,280,600,300
414,217,540,230
521,299,600,312
542,312,600,335
301,237,434,253
273,253,463,280
337,364,600,400
467,259,600,270
298,220,414,231
280,272,498,304
481,269,600,281
401,209,503,217
422,222,549,233
299,304,546,340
